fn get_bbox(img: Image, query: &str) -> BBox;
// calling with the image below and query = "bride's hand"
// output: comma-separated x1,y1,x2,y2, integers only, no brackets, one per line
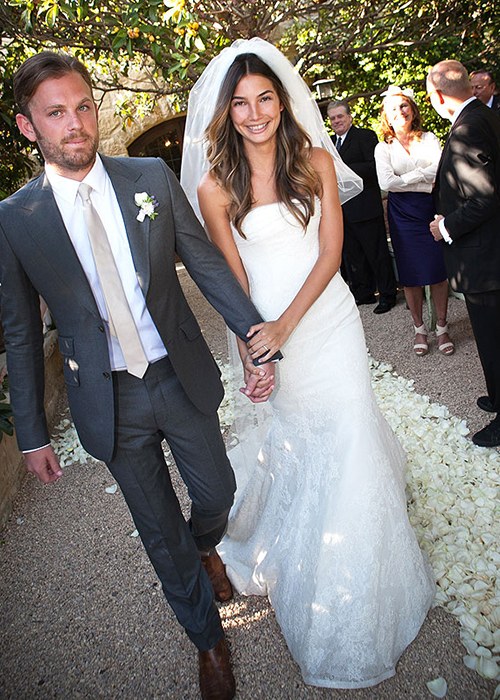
241,356,275,403
247,320,291,363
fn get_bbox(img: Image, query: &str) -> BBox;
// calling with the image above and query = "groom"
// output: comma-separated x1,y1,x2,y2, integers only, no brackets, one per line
0,52,277,700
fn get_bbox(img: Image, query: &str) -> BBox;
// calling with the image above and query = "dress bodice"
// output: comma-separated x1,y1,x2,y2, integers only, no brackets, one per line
232,199,321,320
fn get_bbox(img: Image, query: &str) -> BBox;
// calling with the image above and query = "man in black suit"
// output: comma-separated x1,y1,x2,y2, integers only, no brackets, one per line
327,100,397,313
428,60,500,447
470,69,500,116
0,52,279,699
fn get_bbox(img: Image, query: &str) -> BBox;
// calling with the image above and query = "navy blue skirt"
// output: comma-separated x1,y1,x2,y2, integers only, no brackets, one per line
387,191,447,286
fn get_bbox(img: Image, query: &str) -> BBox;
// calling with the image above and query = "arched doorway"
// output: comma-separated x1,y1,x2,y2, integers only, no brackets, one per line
127,116,186,180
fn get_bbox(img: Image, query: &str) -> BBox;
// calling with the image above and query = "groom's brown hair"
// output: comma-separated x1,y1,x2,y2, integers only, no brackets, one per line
14,51,93,118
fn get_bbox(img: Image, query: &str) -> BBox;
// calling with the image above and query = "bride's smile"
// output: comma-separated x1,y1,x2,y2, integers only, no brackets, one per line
230,74,284,144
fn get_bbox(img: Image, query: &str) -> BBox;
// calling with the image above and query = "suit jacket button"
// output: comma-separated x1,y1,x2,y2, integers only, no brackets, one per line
103,371,111,379
98,325,105,332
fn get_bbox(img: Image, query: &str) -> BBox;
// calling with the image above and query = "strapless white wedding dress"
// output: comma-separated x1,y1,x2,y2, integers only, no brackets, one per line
218,200,435,689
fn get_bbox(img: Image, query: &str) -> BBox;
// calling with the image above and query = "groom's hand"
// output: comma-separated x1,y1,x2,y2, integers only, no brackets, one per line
24,445,63,484
241,357,275,403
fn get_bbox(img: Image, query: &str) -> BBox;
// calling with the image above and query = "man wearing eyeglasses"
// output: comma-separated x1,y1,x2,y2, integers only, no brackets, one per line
469,69,500,115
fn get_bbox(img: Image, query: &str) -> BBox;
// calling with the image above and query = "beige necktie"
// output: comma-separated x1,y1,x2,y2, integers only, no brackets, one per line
78,183,149,378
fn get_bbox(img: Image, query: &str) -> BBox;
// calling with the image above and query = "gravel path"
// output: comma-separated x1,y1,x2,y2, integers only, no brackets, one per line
0,267,496,700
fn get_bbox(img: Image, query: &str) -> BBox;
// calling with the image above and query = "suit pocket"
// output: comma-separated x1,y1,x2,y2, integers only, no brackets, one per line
58,336,80,387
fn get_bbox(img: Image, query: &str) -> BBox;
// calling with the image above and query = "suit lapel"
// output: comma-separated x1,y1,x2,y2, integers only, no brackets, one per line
341,127,354,154
101,155,152,294
21,175,100,318
23,157,154,307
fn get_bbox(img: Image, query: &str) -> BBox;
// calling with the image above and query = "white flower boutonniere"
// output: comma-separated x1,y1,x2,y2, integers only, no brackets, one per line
134,192,158,222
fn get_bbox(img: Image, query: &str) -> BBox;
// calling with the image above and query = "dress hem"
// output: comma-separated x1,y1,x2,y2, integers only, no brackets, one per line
301,667,395,689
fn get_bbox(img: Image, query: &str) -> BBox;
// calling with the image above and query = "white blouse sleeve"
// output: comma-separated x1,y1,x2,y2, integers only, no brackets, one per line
375,134,442,194
413,132,442,184
375,141,410,192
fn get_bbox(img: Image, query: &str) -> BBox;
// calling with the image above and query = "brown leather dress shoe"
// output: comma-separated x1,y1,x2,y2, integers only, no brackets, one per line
201,550,233,603
199,636,236,700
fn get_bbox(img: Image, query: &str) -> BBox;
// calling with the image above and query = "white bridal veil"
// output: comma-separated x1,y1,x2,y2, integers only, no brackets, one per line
180,37,363,221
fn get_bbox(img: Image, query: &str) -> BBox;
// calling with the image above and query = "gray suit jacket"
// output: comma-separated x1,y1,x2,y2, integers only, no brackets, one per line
0,156,268,462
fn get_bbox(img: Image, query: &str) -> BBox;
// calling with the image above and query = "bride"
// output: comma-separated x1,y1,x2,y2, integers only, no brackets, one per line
180,38,435,689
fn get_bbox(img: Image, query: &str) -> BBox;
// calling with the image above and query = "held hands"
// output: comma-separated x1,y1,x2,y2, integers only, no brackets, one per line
241,355,275,403
430,214,444,241
247,320,291,364
24,445,63,484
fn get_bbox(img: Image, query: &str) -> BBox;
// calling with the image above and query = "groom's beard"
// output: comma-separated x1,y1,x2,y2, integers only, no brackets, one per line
34,125,99,174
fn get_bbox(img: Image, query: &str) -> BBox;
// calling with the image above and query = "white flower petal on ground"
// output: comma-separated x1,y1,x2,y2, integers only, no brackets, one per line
477,656,499,679
366,356,500,684
464,655,479,671
51,355,499,685
218,355,500,684
216,360,236,430
426,676,448,697
52,422,95,467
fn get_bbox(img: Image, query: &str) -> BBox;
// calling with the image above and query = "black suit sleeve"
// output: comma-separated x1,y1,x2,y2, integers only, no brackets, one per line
346,129,380,185
443,118,500,240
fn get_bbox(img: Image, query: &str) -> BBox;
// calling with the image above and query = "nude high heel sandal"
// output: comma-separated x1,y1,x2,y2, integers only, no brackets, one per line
413,324,428,356
436,323,455,355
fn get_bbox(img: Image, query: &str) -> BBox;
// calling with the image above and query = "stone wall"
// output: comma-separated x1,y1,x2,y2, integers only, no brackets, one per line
0,331,65,531
96,86,178,156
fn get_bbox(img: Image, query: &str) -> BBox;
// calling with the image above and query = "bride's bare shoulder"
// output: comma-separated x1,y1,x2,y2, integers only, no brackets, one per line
309,146,335,171
198,171,229,206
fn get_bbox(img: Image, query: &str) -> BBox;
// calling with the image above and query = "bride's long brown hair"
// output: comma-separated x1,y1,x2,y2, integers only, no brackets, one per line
205,53,321,237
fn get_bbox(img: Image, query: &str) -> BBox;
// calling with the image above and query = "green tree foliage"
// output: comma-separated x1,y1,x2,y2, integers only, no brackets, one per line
0,42,40,198
0,0,498,195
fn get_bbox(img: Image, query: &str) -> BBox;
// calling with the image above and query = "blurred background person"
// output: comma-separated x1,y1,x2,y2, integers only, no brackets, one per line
375,86,454,357
328,100,397,314
469,69,500,114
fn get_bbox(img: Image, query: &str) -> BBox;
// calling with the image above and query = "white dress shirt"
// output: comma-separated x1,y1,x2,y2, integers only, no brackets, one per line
45,155,167,371
450,96,477,124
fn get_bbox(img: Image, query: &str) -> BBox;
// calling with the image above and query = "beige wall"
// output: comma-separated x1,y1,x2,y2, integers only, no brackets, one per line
97,87,177,157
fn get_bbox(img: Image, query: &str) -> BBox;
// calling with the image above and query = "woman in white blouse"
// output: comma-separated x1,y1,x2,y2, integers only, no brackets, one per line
375,86,454,356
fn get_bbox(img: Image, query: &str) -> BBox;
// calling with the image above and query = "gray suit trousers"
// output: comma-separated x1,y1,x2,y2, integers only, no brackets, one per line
106,356,236,650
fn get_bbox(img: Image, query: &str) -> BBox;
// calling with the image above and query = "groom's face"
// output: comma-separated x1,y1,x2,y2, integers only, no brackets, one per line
16,71,99,181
